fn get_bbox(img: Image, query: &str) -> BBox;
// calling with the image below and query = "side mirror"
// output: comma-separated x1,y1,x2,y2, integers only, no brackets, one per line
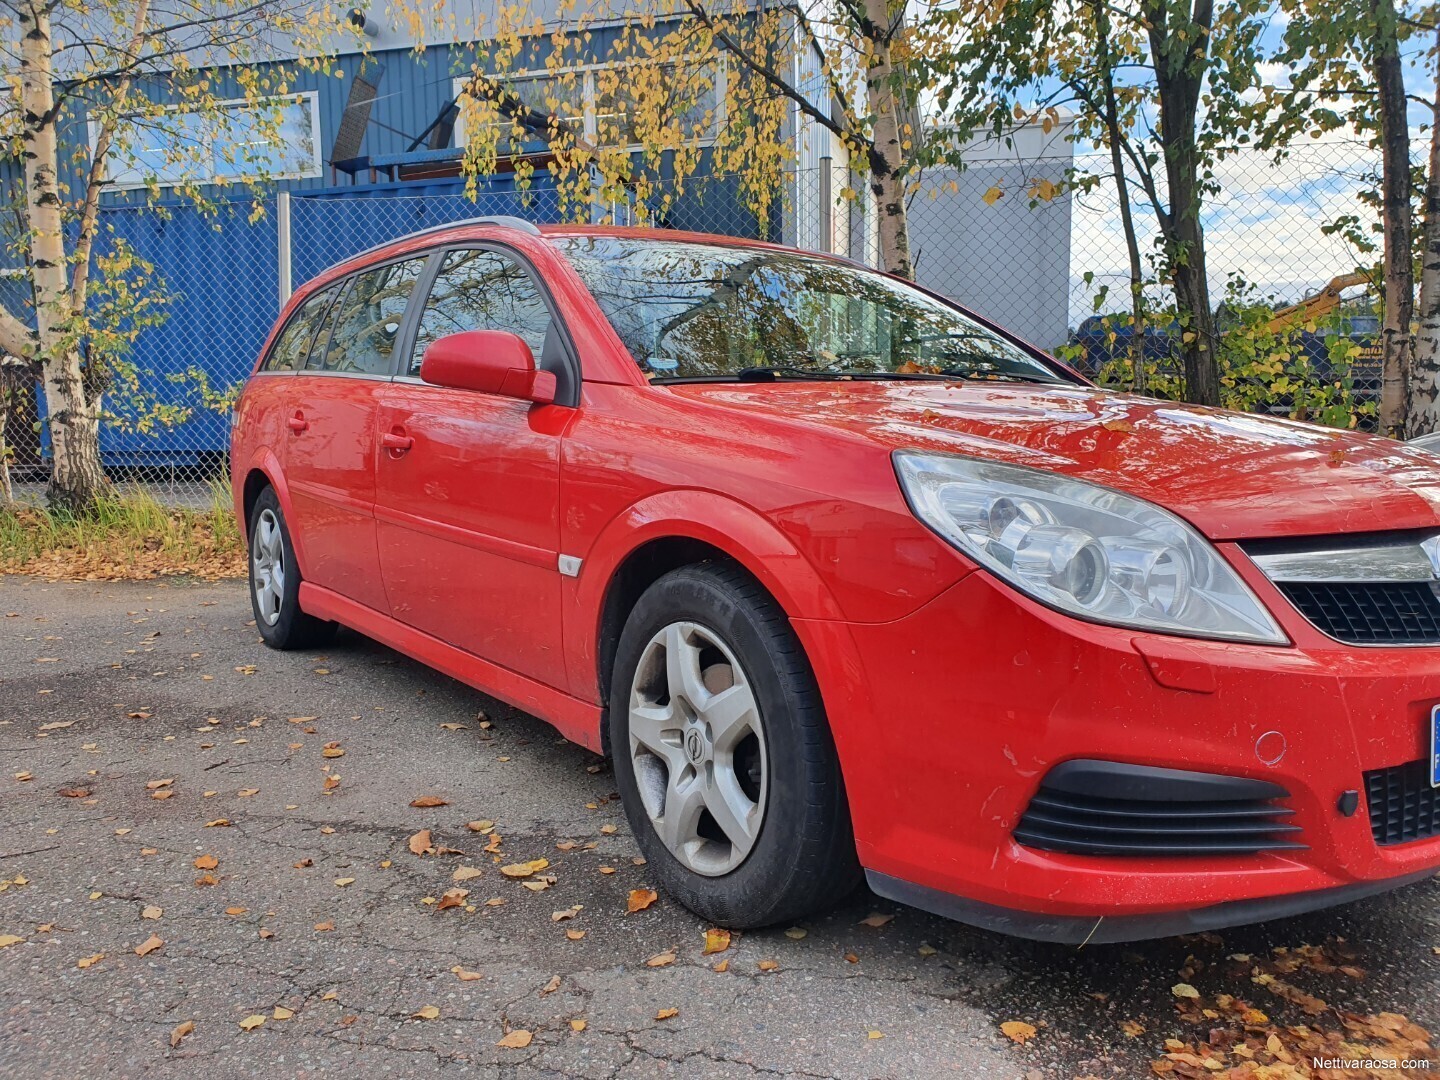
419,329,556,405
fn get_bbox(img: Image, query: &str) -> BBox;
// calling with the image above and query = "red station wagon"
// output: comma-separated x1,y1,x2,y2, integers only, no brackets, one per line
232,216,1440,942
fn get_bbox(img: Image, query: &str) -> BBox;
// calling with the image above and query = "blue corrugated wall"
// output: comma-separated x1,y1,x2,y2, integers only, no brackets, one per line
13,25,793,468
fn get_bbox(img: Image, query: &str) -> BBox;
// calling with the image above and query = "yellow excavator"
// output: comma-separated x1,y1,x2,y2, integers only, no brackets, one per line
1266,272,1371,333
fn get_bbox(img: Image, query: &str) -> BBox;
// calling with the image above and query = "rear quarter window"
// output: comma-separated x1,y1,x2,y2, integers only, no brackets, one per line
262,288,334,372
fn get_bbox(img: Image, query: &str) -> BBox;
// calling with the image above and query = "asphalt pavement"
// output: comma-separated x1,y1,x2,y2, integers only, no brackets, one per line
2,575,1438,1079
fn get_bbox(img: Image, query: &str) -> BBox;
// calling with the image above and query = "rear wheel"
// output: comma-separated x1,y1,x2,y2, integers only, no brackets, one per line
609,562,859,928
248,486,336,651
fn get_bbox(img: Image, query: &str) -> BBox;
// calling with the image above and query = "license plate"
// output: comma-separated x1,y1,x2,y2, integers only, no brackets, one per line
1432,705,1440,789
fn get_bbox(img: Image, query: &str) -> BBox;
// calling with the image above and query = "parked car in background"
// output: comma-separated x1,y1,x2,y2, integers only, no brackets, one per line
232,218,1440,942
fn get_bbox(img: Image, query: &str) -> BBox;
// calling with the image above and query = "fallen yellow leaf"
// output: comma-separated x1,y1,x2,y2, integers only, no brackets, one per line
436,888,469,911
272,1006,294,1020
703,927,731,955
497,1029,532,1048
500,859,549,879
1000,1020,1037,1044
170,1020,194,1048
646,949,676,968
412,1005,440,1020
238,1014,266,1031
656,1007,679,1020
134,934,163,956
627,888,658,913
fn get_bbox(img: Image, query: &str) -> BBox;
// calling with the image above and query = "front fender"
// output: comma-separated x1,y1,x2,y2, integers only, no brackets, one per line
564,489,847,703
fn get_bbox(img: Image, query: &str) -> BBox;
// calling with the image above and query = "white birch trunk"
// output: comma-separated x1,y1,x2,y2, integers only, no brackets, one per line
20,3,108,510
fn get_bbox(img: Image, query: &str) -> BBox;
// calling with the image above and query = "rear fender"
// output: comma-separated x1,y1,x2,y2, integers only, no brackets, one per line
240,449,309,577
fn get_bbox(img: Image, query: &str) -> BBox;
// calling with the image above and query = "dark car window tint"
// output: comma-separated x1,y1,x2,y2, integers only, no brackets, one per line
321,259,427,375
264,288,332,372
410,249,553,376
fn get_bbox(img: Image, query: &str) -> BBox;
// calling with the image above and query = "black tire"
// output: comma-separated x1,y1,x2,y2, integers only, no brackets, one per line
609,561,860,928
247,486,337,651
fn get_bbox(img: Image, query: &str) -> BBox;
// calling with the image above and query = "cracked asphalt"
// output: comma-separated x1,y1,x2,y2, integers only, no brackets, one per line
2,575,1439,1080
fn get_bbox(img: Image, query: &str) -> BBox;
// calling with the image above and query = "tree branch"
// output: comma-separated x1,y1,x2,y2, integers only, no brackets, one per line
0,307,35,361
71,0,152,313
682,0,860,146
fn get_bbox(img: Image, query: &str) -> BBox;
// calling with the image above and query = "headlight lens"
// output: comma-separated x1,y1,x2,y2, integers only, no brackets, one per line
895,452,1287,644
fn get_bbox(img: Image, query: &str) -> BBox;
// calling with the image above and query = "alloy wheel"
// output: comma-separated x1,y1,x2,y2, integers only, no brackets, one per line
627,621,768,876
251,507,285,626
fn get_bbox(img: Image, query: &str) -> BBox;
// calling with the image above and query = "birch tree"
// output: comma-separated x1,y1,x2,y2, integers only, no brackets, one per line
927,0,1271,407
1414,26,1440,437
396,0,928,278
1274,0,1426,438
1,1,348,510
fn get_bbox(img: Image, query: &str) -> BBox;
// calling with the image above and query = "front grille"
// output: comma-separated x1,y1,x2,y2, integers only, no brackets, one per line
1014,760,1305,857
1276,582,1440,646
1364,759,1440,845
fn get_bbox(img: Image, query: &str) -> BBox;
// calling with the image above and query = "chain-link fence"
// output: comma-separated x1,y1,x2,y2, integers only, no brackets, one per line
5,134,1382,503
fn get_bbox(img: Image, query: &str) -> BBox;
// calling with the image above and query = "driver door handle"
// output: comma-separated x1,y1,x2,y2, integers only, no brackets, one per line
287,413,309,433
381,431,414,453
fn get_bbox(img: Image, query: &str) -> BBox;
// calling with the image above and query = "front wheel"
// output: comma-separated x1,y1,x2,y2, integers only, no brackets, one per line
248,486,336,651
609,562,860,928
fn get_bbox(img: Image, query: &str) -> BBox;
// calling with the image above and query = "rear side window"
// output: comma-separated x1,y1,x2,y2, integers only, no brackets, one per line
263,288,333,372
319,258,427,375
408,249,553,376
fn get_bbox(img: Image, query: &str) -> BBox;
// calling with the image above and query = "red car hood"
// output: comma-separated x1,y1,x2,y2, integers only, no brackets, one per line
667,380,1440,540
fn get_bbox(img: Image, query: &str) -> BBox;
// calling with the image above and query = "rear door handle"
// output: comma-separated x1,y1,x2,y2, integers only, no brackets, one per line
287,413,309,433
381,431,414,453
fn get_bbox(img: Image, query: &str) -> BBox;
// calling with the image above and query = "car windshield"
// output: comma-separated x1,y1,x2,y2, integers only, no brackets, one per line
552,235,1070,384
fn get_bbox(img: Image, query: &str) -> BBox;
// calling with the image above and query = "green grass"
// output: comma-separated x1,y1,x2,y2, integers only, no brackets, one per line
0,481,244,580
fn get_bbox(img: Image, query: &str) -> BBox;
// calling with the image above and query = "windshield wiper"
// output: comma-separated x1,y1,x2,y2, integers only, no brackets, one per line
735,365,851,381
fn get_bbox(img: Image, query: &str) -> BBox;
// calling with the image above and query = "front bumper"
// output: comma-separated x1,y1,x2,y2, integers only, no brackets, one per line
796,555,1440,936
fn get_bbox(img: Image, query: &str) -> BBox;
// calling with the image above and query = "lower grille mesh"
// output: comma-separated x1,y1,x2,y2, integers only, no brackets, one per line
1015,788,1305,856
1364,759,1440,846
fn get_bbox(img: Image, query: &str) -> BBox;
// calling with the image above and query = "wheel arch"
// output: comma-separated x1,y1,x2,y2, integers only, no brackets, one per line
574,490,845,755
237,451,308,573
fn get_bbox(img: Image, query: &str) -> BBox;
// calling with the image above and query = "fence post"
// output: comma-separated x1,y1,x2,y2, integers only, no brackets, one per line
277,191,292,308
819,156,833,254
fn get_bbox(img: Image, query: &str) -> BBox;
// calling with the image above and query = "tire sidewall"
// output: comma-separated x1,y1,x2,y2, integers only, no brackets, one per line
609,567,828,922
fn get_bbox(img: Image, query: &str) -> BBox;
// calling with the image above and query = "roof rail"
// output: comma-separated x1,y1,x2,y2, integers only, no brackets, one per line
345,215,542,263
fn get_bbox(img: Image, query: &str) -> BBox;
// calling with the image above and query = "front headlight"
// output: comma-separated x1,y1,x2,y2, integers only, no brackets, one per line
894,452,1287,644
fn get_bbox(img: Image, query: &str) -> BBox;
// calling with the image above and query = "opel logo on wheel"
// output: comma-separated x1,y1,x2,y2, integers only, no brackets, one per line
685,729,706,764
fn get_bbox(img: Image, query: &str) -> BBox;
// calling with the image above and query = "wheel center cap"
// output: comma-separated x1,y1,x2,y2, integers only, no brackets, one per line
684,727,709,765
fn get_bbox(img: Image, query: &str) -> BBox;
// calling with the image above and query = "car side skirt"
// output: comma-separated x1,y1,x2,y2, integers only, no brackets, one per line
864,867,1438,945
298,582,604,752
